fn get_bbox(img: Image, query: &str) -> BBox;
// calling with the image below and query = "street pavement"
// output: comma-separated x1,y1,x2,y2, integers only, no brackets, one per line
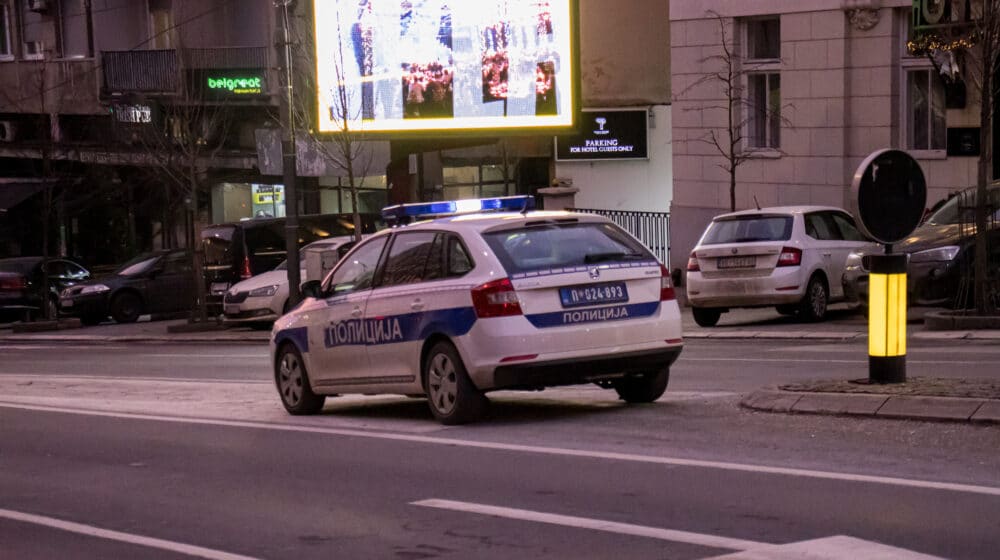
2,303,999,426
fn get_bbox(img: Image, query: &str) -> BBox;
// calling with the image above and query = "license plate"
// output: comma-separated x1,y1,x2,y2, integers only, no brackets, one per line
717,256,756,269
224,304,241,315
60,299,73,308
560,282,628,308
211,282,230,295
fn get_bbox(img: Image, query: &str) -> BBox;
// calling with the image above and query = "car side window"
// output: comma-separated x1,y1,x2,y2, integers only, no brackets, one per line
831,213,867,242
446,235,473,277
163,252,192,274
423,234,445,282
380,232,438,287
62,262,89,280
805,213,837,240
325,237,387,296
45,261,69,278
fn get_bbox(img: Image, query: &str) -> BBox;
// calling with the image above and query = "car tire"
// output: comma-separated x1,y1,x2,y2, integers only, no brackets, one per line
109,292,142,324
798,275,829,322
275,343,326,415
80,314,105,326
692,307,722,327
46,297,59,320
613,368,670,403
423,341,487,425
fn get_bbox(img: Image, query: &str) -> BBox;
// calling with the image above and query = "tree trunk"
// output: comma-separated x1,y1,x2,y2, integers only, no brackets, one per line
973,6,996,314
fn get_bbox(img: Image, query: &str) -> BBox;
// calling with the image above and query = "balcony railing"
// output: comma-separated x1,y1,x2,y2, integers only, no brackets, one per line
102,49,178,93
101,47,270,96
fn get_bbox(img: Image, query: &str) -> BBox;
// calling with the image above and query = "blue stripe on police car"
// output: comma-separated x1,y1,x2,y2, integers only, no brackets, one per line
524,301,660,329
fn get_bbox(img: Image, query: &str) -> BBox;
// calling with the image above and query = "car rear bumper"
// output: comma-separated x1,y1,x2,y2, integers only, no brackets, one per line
491,346,683,391
686,269,804,308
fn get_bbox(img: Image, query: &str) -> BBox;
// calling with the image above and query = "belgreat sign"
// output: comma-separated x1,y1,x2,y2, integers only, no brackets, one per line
198,69,266,99
207,75,263,95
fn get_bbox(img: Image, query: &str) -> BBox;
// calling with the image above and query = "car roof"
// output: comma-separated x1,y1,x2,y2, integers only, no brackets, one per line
713,205,849,219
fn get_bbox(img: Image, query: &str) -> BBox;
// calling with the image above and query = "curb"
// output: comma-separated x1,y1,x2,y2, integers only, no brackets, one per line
741,389,1000,424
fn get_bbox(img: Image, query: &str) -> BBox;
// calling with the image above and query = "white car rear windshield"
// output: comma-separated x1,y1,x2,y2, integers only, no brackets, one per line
483,222,655,274
701,215,793,245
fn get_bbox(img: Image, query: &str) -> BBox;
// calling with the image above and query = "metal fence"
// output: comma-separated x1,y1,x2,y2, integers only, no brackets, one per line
569,208,671,265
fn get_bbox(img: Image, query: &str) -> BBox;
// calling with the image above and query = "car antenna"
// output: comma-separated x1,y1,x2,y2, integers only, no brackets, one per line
753,195,761,210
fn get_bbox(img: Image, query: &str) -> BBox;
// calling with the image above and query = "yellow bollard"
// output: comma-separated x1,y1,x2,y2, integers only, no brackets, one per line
868,254,908,383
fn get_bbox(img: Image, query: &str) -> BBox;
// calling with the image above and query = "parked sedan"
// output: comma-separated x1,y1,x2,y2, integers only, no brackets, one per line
222,236,361,325
60,250,195,325
686,206,875,326
843,185,1000,311
0,257,91,322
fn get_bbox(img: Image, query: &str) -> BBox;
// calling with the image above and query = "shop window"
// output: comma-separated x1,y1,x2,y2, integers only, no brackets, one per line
905,68,946,151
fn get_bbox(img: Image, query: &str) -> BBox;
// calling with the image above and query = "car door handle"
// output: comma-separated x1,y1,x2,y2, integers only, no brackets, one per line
411,299,425,311
351,307,363,318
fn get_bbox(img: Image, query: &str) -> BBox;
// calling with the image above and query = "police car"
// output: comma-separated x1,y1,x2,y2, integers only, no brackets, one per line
270,196,683,424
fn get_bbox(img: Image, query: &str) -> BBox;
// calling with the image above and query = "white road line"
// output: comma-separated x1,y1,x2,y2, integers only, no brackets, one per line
0,508,260,560
2,402,1000,498
682,357,987,365
412,499,768,551
0,374,269,384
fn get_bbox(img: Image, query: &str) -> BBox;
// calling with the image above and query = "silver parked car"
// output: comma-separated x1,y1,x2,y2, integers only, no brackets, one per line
686,206,876,326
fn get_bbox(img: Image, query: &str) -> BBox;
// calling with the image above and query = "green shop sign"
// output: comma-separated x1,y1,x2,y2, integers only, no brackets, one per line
204,71,265,97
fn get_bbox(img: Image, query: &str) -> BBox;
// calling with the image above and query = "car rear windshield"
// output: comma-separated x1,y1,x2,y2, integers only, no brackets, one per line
115,253,161,276
482,222,656,275
701,215,793,245
202,226,237,267
0,258,38,275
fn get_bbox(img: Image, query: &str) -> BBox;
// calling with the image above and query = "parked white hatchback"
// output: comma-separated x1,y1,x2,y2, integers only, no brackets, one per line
223,236,361,325
270,196,683,424
686,206,875,326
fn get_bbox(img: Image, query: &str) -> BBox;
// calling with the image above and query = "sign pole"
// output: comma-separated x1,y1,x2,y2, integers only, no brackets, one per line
868,250,907,383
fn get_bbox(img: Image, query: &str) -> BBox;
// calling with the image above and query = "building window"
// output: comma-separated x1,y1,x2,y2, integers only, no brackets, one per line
0,3,12,59
746,17,780,60
905,68,946,151
23,39,42,59
743,16,781,150
148,0,174,50
442,163,515,200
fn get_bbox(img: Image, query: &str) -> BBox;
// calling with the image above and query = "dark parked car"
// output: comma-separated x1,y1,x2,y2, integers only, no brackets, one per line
59,250,196,325
0,257,92,322
201,213,382,313
843,184,1000,310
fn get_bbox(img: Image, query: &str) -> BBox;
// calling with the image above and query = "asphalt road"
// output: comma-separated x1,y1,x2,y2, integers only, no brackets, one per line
1,339,999,559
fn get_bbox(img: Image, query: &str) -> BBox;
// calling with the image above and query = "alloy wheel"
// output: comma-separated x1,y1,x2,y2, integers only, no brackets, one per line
278,352,304,407
427,353,458,415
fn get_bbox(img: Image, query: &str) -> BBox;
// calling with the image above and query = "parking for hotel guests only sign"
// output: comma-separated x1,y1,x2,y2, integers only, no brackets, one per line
555,109,649,161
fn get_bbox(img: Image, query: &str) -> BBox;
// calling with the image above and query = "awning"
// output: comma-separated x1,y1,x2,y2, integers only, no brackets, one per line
0,180,47,212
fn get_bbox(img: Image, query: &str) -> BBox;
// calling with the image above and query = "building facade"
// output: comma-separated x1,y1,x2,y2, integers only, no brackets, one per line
669,0,997,274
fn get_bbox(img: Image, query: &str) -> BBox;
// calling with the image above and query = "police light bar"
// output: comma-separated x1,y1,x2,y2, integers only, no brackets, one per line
381,196,536,223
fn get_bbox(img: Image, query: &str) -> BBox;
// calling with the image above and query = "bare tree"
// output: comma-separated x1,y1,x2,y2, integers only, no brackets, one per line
675,12,790,212
910,0,1000,313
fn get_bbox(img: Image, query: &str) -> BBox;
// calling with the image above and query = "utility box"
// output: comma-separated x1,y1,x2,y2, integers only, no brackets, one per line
303,246,340,283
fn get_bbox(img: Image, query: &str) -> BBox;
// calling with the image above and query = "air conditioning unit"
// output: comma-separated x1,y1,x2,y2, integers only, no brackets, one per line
0,121,17,143
29,0,49,13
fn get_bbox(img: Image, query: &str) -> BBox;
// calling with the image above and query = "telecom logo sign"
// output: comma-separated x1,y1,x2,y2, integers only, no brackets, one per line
556,109,649,161
206,75,264,96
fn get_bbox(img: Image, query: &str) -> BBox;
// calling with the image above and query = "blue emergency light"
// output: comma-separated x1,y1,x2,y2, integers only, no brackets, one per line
381,195,536,224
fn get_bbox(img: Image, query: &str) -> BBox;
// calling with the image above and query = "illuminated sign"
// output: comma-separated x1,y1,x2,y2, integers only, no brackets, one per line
206,73,263,96
313,0,577,134
555,109,648,161
112,104,153,124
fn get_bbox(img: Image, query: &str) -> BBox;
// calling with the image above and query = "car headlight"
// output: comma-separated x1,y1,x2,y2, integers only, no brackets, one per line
844,252,864,271
909,246,960,263
78,284,110,295
248,285,279,297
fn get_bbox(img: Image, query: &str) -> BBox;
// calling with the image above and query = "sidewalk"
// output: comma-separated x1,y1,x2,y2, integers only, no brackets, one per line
2,306,998,425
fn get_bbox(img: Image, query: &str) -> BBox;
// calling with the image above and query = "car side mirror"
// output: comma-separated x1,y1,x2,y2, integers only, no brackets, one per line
301,280,323,299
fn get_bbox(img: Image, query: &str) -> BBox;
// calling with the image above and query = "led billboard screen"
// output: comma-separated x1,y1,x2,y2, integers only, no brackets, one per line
313,0,576,134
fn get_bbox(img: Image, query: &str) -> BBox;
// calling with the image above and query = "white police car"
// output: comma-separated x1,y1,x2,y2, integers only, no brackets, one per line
270,196,683,424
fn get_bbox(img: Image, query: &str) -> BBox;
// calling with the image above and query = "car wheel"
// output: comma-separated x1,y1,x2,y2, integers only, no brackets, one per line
109,292,142,324
692,307,722,327
798,275,829,322
775,304,798,316
423,341,486,425
80,314,105,326
613,368,670,403
275,344,326,415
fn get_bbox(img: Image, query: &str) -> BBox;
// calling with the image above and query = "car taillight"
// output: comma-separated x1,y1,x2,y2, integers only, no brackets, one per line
659,264,676,301
240,256,253,279
687,252,700,272
471,278,522,318
777,246,802,267
0,276,27,290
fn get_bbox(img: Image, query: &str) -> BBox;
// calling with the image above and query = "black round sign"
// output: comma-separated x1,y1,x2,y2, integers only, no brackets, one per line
850,149,927,245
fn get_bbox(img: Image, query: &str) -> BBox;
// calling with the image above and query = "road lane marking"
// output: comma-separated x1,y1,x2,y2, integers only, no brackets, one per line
0,508,260,560
0,374,270,384
681,357,987,365
2,402,1000,498
412,499,768,551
